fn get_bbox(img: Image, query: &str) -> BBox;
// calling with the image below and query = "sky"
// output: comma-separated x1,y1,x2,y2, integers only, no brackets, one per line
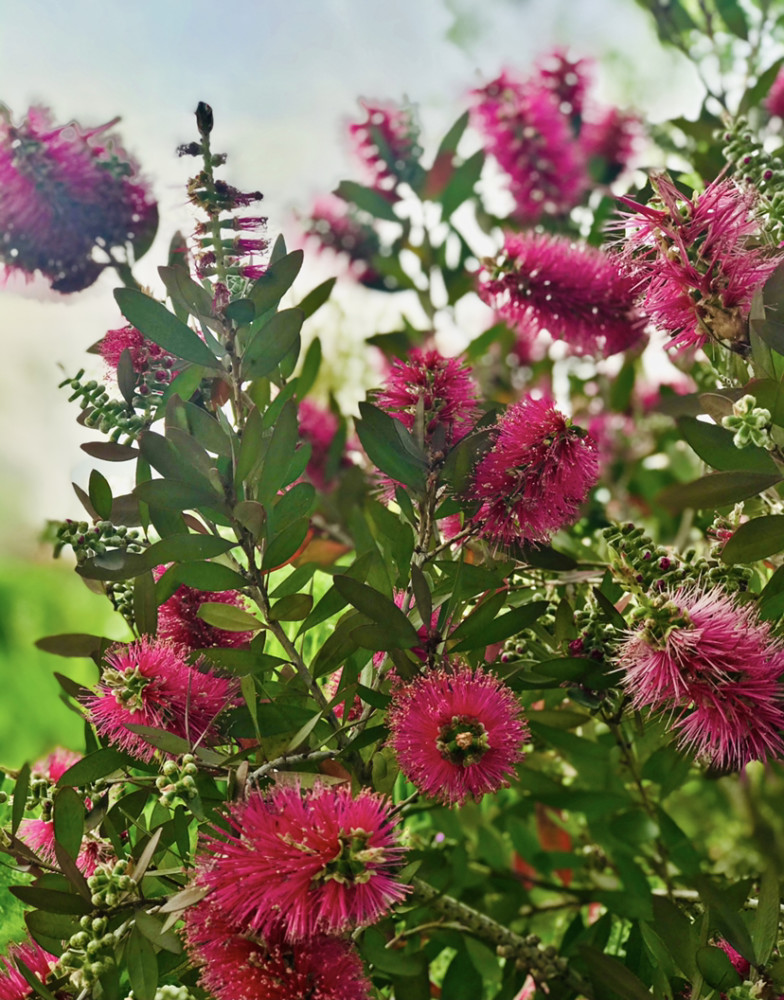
0,0,702,549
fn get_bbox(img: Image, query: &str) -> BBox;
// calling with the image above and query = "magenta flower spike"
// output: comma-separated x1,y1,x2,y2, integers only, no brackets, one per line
197,783,408,942
469,395,599,547
0,940,56,1000
478,232,647,358
349,99,421,192
387,663,528,806
767,67,784,118
617,586,784,770
154,573,256,651
84,637,237,762
0,106,156,292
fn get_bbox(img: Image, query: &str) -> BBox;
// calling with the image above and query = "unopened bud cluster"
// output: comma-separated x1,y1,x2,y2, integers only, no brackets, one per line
499,610,555,665
722,118,784,240
55,519,144,564
53,914,119,990
127,987,193,1000
495,934,568,980
721,395,773,450
60,370,153,443
156,754,199,808
87,859,136,908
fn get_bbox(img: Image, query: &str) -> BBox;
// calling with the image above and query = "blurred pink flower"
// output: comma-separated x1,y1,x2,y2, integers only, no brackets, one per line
31,748,81,782
155,570,255,651
197,782,408,941
185,894,372,1000
0,939,56,1000
581,107,642,182
100,324,172,375
84,637,237,762
387,662,528,806
617,586,784,769
303,194,383,287
469,395,599,546
16,818,111,876
535,49,593,119
479,232,647,358
349,99,422,192
0,106,156,292
298,399,349,491
716,938,750,979
767,67,784,117
617,174,779,351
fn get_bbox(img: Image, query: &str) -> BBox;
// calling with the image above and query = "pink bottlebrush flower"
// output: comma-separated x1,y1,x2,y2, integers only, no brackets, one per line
298,399,349,491
83,637,237,762
387,662,529,806
100,324,170,374
617,174,780,351
185,894,372,1000
478,232,647,358
154,569,255,651
31,748,81,782
469,395,599,547
197,782,408,941
0,940,56,1000
767,67,784,118
535,49,593,120
375,349,481,448
16,818,111,876
716,938,751,979
304,195,383,287
472,71,588,224
349,99,422,192
372,589,443,672
325,667,363,721
0,106,156,293
617,586,784,770
581,107,642,182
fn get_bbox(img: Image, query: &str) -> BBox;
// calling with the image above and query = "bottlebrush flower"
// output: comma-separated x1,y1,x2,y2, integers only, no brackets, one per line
298,399,348,491
478,232,647,358
767,67,784,118
471,71,587,224
581,107,641,182
16,818,112,877
375,349,480,448
185,894,372,1000
154,570,255,651
31,748,81,782
469,395,599,547
535,49,592,119
0,940,56,1000
196,782,408,941
616,174,779,351
617,586,784,770
304,195,383,287
100,324,171,374
0,106,156,292
83,638,237,762
387,662,528,806
349,99,422,192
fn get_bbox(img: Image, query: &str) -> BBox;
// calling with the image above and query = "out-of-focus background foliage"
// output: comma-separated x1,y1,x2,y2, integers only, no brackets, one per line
0,0,697,766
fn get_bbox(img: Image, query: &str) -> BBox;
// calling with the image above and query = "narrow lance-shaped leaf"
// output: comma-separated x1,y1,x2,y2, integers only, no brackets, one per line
114,288,220,368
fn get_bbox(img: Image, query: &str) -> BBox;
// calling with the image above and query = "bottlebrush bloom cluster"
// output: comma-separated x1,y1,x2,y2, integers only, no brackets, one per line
298,399,348,491
375,349,480,448
154,572,256,651
0,939,56,1000
195,782,408,942
0,106,156,292
581,108,641,184
767,67,784,118
469,395,599,547
304,194,383,287
349,99,422,192
83,637,237,762
478,232,647,358
617,174,780,351
100,324,171,374
387,662,528,806
185,894,372,1000
617,586,784,769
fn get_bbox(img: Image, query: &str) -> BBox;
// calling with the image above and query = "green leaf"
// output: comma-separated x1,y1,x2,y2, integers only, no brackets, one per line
114,288,219,368
450,601,548,652
334,575,420,645
123,725,192,756
298,278,335,319
133,569,158,637
439,149,484,217
26,908,80,950
258,400,300,506
224,297,255,325
88,469,113,520
269,482,316,535
81,440,138,463
154,561,248,602
361,927,427,977
335,180,398,221
658,471,782,512
56,749,131,787
269,593,313,621
242,309,304,381
53,788,84,859
234,499,266,539
126,926,158,1000
135,909,182,955
578,945,653,1000
448,590,506,643
14,958,59,1000
139,430,213,489
183,400,232,456
35,633,107,658
248,250,304,313
261,518,311,571
158,265,215,324
197,602,262,632
441,945,484,999
720,516,784,563
235,406,266,488
696,946,742,991
436,110,469,157
752,866,779,965
10,886,91,915
295,336,322,400
134,478,226,513
12,763,30,835
692,875,755,962
677,416,778,474
141,532,237,569
650,895,697,979
355,401,427,491
715,0,748,39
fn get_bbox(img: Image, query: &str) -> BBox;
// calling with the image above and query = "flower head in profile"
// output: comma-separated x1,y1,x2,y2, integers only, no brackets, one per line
478,232,647,358
0,939,56,1000
387,662,528,806
469,395,599,547
197,782,408,941
617,174,779,351
154,570,255,651
471,71,587,224
304,195,383,288
581,107,641,183
617,586,784,770
17,817,112,877
185,894,372,1000
375,349,480,449
349,99,423,192
100,324,171,375
83,637,237,762
767,67,784,118
0,106,156,292
31,748,81,783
